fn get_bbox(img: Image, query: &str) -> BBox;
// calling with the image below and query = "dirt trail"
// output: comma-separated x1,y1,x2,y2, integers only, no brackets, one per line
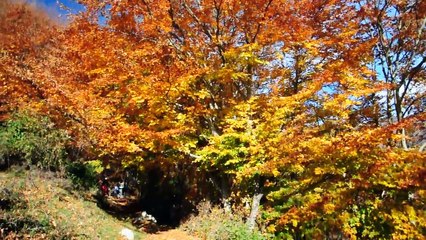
144,229,199,240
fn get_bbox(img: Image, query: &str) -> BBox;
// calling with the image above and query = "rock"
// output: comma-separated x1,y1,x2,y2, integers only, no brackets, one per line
138,211,157,223
119,228,134,240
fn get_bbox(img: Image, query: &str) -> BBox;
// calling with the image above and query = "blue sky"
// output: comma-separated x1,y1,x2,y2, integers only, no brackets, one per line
35,0,84,18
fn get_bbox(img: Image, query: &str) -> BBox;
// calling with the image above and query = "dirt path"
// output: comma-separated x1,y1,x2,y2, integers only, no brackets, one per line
144,229,199,240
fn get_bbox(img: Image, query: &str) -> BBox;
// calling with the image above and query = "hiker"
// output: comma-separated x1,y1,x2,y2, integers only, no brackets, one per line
112,184,120,197
118,180,125,198
99,177,109,196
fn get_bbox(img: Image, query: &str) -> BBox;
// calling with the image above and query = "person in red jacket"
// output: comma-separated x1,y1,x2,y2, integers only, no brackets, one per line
99,177,109,196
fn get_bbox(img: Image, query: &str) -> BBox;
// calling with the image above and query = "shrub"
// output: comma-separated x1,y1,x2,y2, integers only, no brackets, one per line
181,201,267,240
0,187,27,211
0,214,50,237
0,111,70,170
66,161,99,190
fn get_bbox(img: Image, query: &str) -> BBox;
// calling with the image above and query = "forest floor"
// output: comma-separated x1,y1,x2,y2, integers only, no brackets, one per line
0,168,197,240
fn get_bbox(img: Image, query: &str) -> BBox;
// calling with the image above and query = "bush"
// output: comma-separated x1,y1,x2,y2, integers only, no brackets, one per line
0,214,50,237
66,161,99,190
0,111,70,170
0,187,27,211
182,201,267,240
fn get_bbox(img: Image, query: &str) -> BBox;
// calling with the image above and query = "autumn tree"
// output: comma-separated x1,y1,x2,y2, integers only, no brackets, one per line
358,0,426,149
57,0,426,237
1,0,425,237
0,0,58,118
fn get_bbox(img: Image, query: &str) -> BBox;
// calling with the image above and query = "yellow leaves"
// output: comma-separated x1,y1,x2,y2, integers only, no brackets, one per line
87,67,109,77
231,72,249,80
130,96,145,104
86,160,104,173
404,205,416,220
126,142,141,153
176,113,187,122
224,43,268,66
275,51,284,60
314,167,324,175
323,203,335,214
266,224,276,233
339,211,351,223
389,208,421,239
89,108,112,119
340,215,358,239
272,168,280,177
195,89,210,99
377,180,397,188
302,40,320,55
291,164,305,174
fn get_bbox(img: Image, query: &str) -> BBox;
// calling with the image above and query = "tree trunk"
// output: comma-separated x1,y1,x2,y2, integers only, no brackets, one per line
208,173,232,213
395,90,408,150
246,192,263,231
220,177,232,213
419,142,426,152
401,127,408,150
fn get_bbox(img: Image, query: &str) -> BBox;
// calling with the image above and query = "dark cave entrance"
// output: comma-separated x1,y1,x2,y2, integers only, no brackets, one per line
138,166,194,227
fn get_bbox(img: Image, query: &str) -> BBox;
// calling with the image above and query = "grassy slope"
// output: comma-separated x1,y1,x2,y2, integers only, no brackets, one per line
0,169,145,239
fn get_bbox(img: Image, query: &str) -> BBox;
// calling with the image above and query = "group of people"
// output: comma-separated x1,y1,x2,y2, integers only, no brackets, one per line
99,177,127,198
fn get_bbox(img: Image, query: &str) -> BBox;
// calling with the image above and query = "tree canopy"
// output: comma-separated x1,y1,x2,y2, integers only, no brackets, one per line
1,0,425,238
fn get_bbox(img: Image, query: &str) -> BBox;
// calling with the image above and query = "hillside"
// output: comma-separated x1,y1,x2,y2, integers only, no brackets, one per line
0,168,146,239
0,168,259,240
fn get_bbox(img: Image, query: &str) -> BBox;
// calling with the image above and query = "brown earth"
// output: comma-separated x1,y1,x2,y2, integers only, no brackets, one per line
145,229,200,240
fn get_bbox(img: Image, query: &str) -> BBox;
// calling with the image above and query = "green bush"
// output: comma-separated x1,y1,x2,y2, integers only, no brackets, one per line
66,161,99,190
0,111,70,170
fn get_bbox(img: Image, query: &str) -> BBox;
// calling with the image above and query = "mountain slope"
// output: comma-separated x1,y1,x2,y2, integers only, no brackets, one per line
0,168,145,239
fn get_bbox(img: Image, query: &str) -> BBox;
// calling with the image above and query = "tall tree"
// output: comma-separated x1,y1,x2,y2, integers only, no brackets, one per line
368,0,425,149
0,0,58,118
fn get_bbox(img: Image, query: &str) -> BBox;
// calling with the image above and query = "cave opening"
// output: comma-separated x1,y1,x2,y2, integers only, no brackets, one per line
138,166,194,227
